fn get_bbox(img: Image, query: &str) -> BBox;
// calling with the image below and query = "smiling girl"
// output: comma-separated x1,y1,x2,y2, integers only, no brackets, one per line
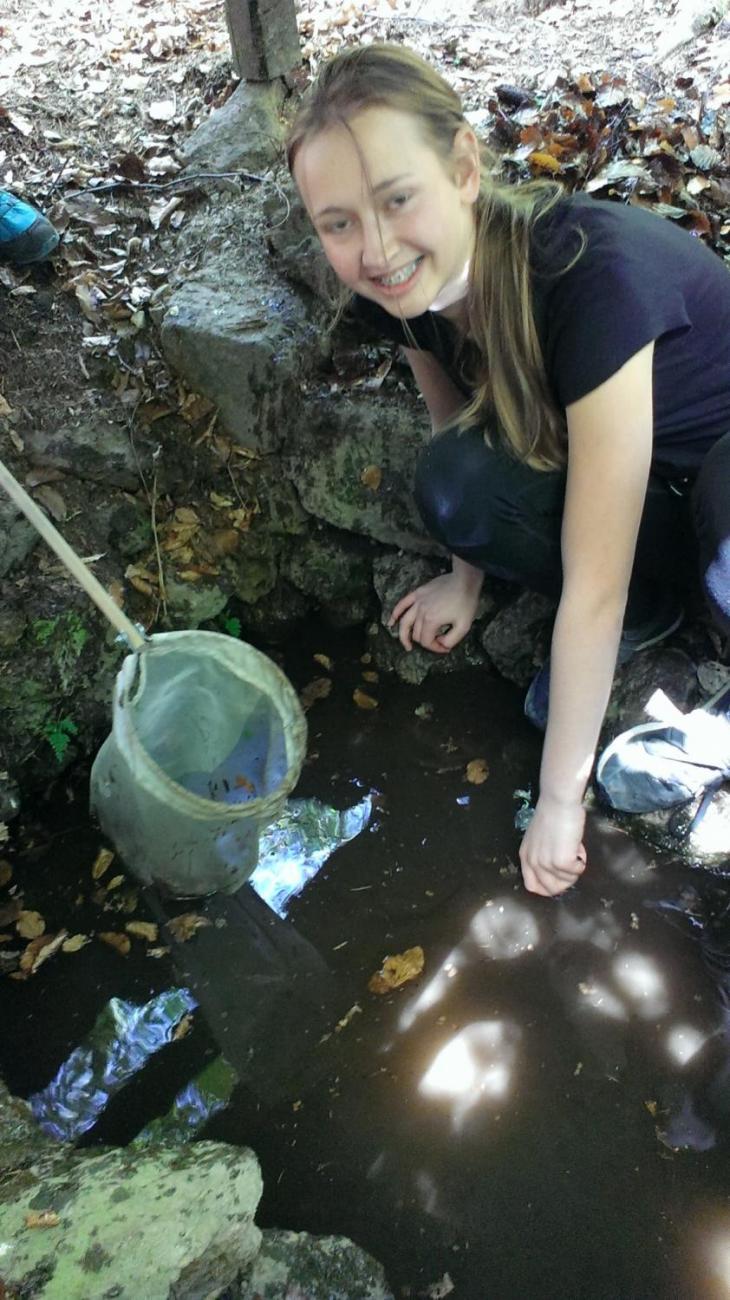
288,44,730,896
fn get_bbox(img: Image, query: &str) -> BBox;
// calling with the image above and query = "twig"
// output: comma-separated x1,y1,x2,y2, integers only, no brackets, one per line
67,170,268,198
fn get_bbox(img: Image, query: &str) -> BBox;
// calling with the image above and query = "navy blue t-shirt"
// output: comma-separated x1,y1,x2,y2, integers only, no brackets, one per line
350,193,730,474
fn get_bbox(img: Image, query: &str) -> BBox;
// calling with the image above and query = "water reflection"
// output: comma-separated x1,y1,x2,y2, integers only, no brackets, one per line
249,794,372,917
29,988,197,1140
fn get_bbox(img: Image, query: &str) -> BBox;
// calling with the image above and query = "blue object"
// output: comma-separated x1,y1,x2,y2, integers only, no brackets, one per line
0,190,59,264
524,592,684,731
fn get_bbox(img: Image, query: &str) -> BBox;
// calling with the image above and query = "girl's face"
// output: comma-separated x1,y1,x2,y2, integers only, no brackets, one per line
293,105,480,318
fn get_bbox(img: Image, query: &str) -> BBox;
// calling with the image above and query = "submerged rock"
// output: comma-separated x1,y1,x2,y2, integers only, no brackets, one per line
241,1228,394,1300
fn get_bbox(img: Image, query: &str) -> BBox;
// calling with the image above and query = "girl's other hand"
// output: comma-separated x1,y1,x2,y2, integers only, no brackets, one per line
388,570,481,653
519,795,587,897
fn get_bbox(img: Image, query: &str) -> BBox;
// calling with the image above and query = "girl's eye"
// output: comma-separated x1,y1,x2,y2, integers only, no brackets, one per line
322,218,351,235
387,193,411,210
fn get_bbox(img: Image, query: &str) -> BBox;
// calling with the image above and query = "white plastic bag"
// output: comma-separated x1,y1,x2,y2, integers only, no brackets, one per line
90,630,307,897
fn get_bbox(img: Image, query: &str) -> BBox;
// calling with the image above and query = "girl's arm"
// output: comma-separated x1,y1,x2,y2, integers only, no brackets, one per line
520,342,656,896
390,347,485,651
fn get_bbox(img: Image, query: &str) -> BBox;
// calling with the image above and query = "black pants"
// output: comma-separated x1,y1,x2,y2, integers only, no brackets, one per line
414,427,730,636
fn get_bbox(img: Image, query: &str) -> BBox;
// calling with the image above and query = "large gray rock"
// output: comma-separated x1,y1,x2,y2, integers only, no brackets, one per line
180,79,287,174
24,418,140,491
282,524,378,626
482,590,556,686
372,552,492,683
0,1140,262,1300
161,277,323,453
241,1228,394,1299
286,392,435,552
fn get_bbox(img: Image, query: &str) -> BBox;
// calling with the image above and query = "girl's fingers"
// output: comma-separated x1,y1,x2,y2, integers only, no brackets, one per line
389,591,417,625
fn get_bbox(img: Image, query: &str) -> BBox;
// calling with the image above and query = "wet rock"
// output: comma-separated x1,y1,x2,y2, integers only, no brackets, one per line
164,577,229,627
286,392,436,552
0,1140,263,1300
0,1080,57,1170
283,525,378,627
179,79,286,174
0,602,28,648
241,1228,394,1299
371,553,492,683
229,529,279,605
0,500,38,576
238,579,310,642
161,276,321,453
481,590,556,686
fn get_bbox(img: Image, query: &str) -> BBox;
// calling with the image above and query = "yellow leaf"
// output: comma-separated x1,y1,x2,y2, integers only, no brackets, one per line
353,688,378,711
92,847,115,880
369,946,424,994
19,930,68,975
529,151,561,173
167,913,212,943
300,677,332,711
465,758,489,785
25,1210,60,1229
16,910,45,939
174,507,199,524
362,670,379,684
645,1100,658,1117
209,491,234,508
361,464,382,491
62,933,91,953
106,874,125,890
313,653,333,671
99,931,131,956
173,1013,194,1040
125,921,159,943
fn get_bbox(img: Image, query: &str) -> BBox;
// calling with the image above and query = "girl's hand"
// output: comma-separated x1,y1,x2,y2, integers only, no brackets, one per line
519,795,587,897
389,569,482,653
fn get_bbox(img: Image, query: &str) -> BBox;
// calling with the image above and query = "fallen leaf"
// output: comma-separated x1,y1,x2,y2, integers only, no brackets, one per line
62,933,91,953
0,897,22,927
106,874,125,890
19,930,68,975
465,758,490,785
645,1100,658,1117
529,151,561,173
300,677,332,710
0,859,12,887
360,464,382,490
16,910,46,939
99,931,131,956
32,484,67,522
353,688,378,710
173,1012,194,1040
362,670,379,683
334,1003,362,1032
233,773,256,794
368,946,425,994
147,945,171,959
0,394,14,417
313,653,333,670
92,847,115,880
25,1211,60,1229
125,921,158,942
148,98,177,122
167,913,212,943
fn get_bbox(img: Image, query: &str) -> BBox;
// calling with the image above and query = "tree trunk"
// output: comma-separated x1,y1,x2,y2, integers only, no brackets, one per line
225,0,301,80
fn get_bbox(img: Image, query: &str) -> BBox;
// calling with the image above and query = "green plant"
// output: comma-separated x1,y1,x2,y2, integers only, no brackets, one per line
43,716,78,764
221,615,242,639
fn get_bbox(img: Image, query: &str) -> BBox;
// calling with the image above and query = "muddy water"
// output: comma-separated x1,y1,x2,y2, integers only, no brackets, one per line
4,620,730,1299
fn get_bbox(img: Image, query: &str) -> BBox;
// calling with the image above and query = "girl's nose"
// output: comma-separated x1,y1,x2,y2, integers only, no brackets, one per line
360,217,396,274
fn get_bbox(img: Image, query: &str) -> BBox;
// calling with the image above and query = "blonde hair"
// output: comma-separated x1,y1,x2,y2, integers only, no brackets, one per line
287,43,575,470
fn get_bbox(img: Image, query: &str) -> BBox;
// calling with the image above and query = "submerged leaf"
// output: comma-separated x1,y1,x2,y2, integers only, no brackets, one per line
368,946,425,994
92,847,115,880
62,933,91,953
465,758,490,785
353,688,378,711
167,913,212,943
16,910,45,939
99,931,131,956
126,921,158,943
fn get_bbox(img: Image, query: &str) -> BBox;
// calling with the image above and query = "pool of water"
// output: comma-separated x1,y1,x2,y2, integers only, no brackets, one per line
3,619,730,1298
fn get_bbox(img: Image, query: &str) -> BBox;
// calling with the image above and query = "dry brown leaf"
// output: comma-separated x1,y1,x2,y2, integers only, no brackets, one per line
369,946,424,994
362,670,379,683
17,910,46,939
19,930,68,975
0,859,12,888
173,1012,194,1040
0,394,14,417
167,913,212,943
62,933,91,953
313,653,333,671
33,484,67,522
125,921,159,943
300,677,332,711
353,688,378,711
92,847,115,880
529,151,562,173
99,931,131,956
25,1210,60,1229
465,758,490,785
360,464,382,491
233,773,256,794
209,528,240,556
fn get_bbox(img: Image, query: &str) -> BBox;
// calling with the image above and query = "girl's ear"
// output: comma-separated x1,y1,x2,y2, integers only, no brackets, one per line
451,125,481,202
